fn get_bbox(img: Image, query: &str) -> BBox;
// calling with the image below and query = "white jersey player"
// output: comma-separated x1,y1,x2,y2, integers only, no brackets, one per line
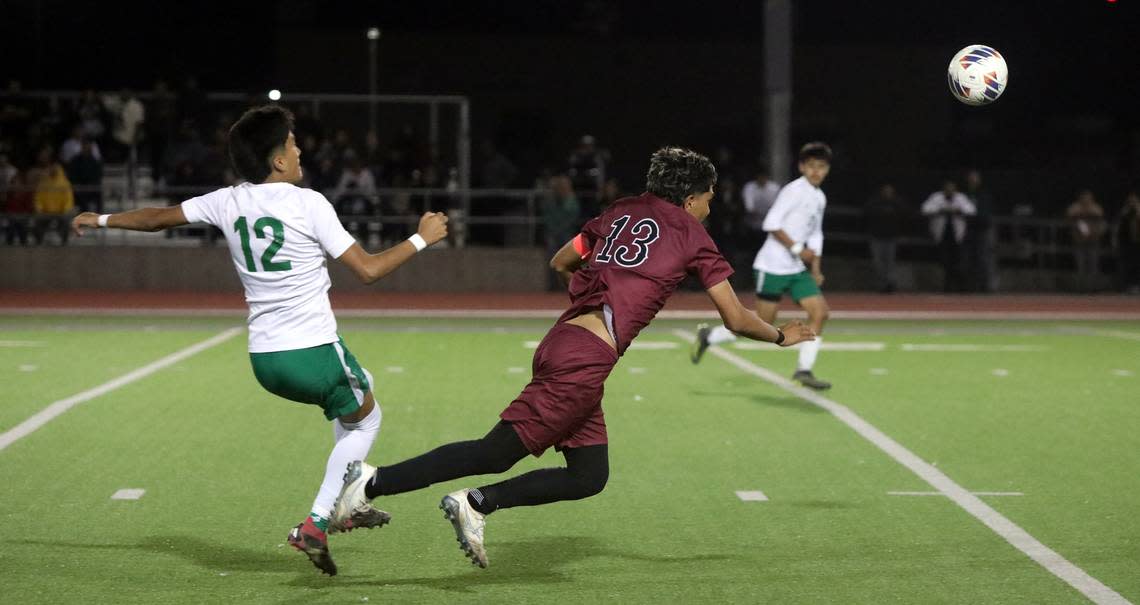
72,105,448,576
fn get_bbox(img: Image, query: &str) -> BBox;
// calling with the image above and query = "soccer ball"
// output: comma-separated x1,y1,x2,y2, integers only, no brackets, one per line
947,45,1008,106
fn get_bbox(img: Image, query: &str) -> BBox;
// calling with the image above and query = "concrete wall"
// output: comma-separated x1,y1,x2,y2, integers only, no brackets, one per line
0,246,549,292
0,245,1108,293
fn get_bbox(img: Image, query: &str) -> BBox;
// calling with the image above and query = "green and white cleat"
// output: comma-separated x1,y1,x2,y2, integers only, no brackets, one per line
332,460,384,533
440,489,488,568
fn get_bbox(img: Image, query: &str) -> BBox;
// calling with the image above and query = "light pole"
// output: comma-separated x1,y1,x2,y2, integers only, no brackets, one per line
367,27,380,135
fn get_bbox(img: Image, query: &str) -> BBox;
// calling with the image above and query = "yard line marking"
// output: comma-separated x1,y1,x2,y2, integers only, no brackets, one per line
111,488,146,500
732,341,886,351
992,369,1010,377
900,344,1048,352
0,340,45,347
1110,369,1133,377
869,368,889,375
629,367,647,374
0,327,243,453
735,490,769,502
888,491,1024,497
507,367,525,373
524,340,678,350
385,366,404,373
1093,330,1140,342
673,329,1131,605
18,364,38,372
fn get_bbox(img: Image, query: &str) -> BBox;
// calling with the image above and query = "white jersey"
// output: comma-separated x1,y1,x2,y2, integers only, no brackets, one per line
181,182,357,353
753,176,826,275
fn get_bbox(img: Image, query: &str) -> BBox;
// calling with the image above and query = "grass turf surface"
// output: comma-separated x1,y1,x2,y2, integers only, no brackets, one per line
1,317,1137,604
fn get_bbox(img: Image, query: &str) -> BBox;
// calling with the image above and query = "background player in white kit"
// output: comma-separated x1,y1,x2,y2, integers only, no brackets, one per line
690,142,834,390
71,106,448,576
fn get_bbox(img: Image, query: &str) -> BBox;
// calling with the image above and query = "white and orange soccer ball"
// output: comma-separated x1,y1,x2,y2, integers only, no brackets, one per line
947,44,1009,106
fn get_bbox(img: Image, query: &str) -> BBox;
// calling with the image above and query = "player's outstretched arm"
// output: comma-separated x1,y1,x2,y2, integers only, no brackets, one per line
337,211,448,284
549,237,586,286
705,279,815,346
72,207,190,236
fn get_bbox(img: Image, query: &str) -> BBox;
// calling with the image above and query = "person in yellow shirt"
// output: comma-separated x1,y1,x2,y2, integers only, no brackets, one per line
34,163,74,245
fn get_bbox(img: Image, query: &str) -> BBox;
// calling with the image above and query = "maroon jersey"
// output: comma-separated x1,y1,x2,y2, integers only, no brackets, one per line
559,193,733,355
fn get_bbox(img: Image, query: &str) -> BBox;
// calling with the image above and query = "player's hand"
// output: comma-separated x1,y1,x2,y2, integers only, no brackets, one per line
71,212,99,237
798,248,817,264
417,211,448,246
777,320,815,347
812,270,825,286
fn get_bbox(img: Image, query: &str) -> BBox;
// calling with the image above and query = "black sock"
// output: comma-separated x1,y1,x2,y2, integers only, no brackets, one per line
466,487,496,515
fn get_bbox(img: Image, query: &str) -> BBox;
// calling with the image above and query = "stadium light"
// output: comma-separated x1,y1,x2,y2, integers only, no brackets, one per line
267,89,282,101
366,27,381,40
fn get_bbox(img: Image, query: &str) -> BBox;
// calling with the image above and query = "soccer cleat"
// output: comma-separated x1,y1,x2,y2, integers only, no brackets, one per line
792,370,832,390
287,517,337,576
690,323,712,364
332,460,378,532
440,489,488,568
328,503,391,534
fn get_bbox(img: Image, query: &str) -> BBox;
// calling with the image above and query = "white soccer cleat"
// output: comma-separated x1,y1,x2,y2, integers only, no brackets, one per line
332,460,379,531
440,489,488,568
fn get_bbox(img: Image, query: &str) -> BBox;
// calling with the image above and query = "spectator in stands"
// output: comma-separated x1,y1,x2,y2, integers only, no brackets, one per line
741,164,780,246
3,169,34,245
0,80,33,143
33,161,74,245
65,138,103,214
362,131,384,182
477,140,518,189
567,134,608,215
1066,189,1106,292
75,89,108,143
102,90,145,163
333,152,379,244
964,169,998,292
865,183,905,293
922,180,976,292
165,120,208,183
177,76,208,130
1116,191,1140,294
292,103,322,144
146,79,178,181
60,124,102,164
0,151,16,197
541,174,580,290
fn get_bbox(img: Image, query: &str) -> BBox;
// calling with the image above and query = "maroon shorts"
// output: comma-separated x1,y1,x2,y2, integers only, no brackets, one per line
500,322,619,456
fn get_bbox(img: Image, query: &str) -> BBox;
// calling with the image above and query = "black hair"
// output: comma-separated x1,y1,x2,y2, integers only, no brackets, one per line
228,105,294,183
645,147,717,206
798,141,832,163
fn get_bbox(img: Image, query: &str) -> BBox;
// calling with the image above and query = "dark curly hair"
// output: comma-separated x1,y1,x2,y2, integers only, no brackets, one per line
798,141,832,163
228,105,294,183
645,147,717,206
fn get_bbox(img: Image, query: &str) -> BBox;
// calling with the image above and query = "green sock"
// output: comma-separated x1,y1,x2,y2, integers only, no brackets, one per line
309,513,329,532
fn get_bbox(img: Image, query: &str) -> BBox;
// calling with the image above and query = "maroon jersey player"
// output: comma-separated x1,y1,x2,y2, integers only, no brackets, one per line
332,147,814,570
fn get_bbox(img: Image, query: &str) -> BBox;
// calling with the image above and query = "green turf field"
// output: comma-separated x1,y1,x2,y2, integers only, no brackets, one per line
1,315,1137,604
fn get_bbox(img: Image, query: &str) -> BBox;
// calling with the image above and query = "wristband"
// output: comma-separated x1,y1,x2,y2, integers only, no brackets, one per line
774,328,785,345
97,214,111,228
789,242,804,255
407,233,428,252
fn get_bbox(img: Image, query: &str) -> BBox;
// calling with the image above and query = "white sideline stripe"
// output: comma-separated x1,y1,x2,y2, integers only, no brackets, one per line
385,366,404,373
733,341,885,351
888,491,1024,497
0,340,45,347
0,327,243,453
1094,330,1140,342
523,340,677,350
1111,369,1133,377
111,488,146,500
673,328,1131,605
900,344,1048,352
735,490,769,502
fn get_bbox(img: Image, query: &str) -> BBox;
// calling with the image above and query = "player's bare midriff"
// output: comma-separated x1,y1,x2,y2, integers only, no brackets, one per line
564,309,617,351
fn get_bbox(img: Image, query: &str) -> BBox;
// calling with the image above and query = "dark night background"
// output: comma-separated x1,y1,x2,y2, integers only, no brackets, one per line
2,0,1139,214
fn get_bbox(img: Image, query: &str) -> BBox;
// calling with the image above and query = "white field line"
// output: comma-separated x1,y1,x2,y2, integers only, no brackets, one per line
0,340,45,347
111,488,146,500
735,490,769,502
888,491,1024,497
733,341,886,351
673,328,1131,605
0,327,243,453
1092,330,1140,342
900,344,1048,352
